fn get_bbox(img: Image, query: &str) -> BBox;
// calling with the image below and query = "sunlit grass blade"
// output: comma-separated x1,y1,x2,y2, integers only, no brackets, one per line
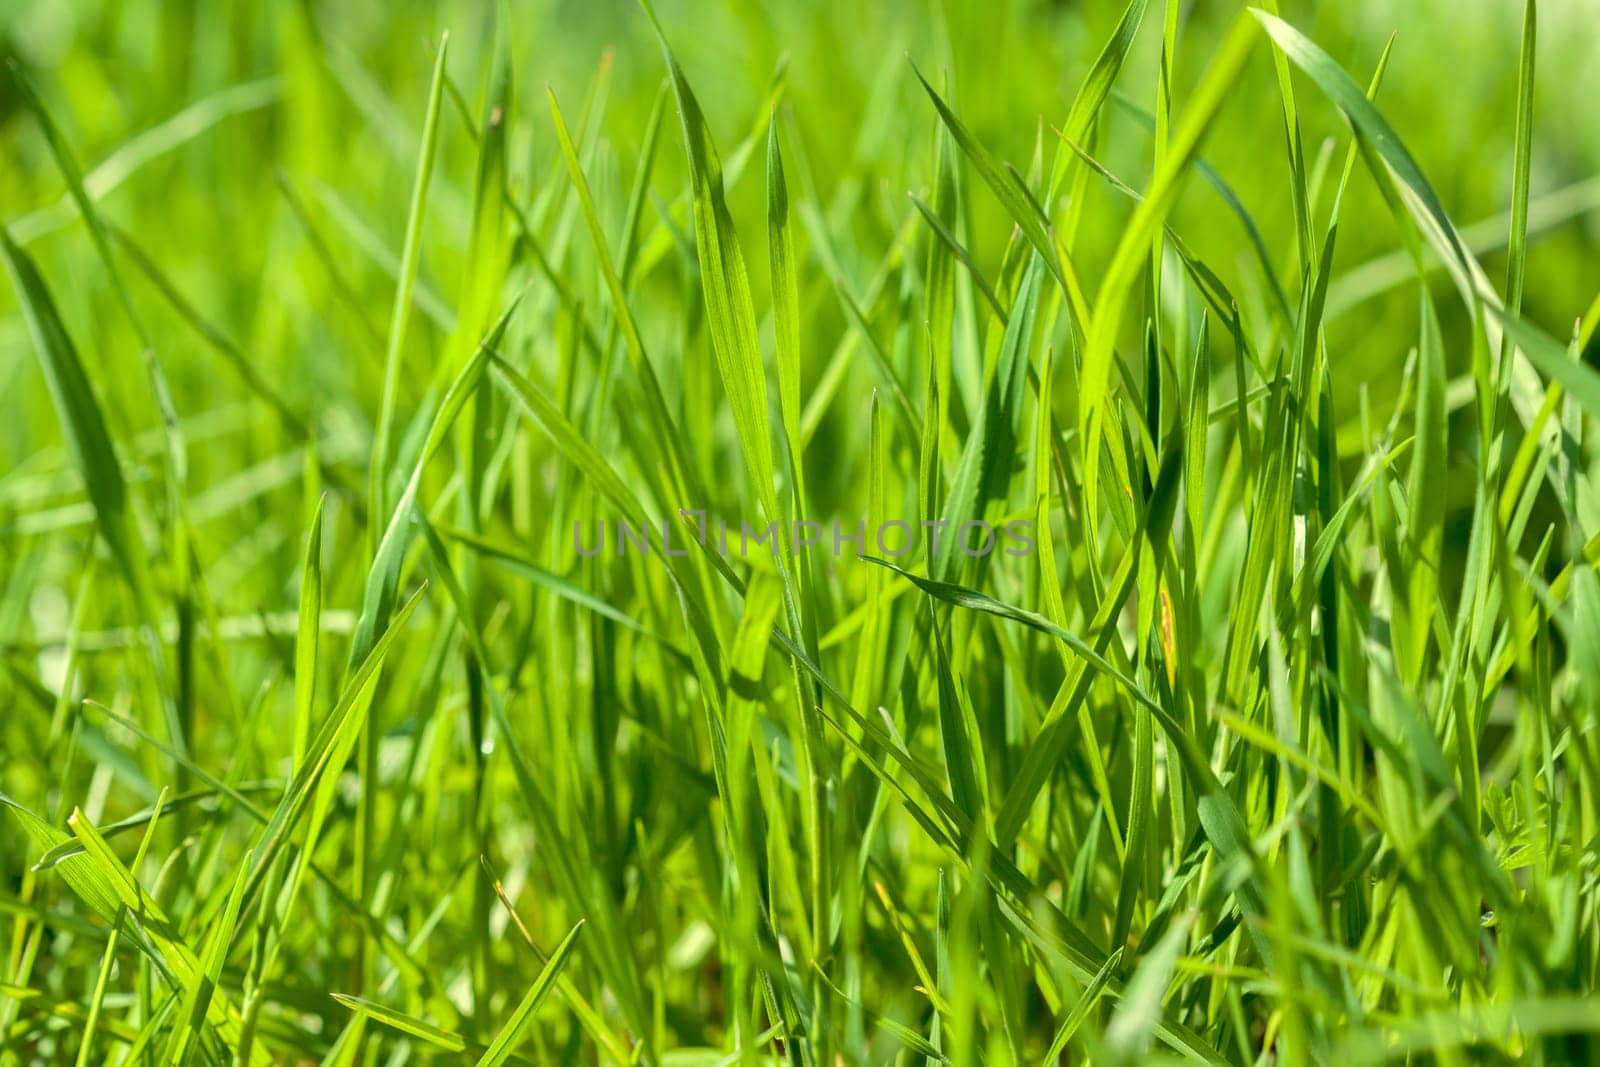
911,64,1065,292
162,849,251,1065
475,920,584,1067
767,115,808,507
292,495,325,765
1078,13,1258,522
242,584,426,906
331,994,468,1052
642,3,784,531
369,31,450,538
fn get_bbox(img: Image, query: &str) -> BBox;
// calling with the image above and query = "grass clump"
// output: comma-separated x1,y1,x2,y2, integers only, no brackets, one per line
4,0,1600,1062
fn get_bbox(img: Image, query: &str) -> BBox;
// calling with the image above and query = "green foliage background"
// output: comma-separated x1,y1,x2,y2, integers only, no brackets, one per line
3,0,1599,1063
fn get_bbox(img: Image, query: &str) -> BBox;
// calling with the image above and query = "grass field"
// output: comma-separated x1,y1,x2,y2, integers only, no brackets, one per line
4,0,1600,1062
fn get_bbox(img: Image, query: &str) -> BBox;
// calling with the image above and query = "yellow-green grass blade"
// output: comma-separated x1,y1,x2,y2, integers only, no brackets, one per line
369,32,450,541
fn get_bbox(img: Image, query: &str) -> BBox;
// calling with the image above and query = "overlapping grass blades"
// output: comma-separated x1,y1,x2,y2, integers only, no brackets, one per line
4,1,1600,1063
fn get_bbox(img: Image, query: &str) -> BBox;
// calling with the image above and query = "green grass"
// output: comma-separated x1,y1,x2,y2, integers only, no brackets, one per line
4,0,1600,1062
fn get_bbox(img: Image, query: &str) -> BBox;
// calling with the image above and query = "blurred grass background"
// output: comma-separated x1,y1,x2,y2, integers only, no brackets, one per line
3,0,1597,456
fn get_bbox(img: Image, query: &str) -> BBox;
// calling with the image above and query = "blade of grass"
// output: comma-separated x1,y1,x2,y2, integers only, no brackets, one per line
370,31,450,540
1078,14,1258,523
475,921,585,1066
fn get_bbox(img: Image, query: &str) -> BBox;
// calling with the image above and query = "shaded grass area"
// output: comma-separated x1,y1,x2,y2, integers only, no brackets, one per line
3,0,1600,1062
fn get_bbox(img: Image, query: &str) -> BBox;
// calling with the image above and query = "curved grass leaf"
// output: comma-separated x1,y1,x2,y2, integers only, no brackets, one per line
0,228,166,692
1255,10,1600,424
